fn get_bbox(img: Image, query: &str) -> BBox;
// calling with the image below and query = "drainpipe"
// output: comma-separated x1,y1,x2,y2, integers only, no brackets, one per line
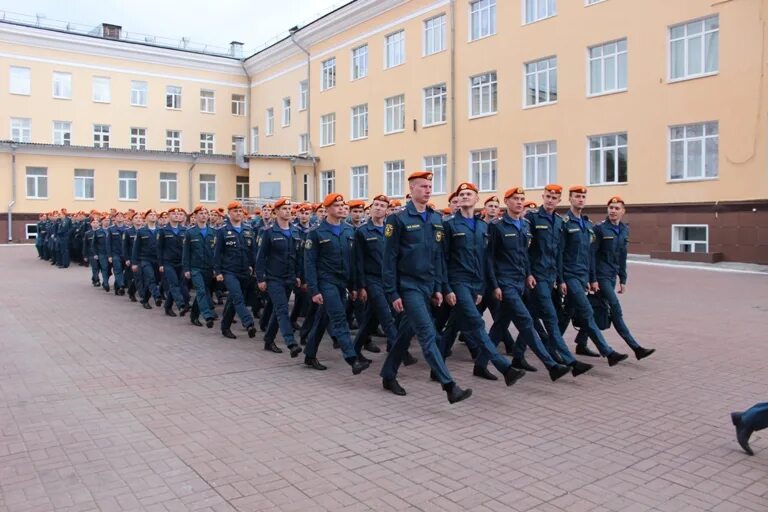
187,154,198,212
240,60,253,199
449,0,457,191
7,143,18,242
290,27,315,200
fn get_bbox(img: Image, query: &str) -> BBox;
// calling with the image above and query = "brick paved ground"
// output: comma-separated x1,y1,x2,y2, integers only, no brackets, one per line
0,245,766,512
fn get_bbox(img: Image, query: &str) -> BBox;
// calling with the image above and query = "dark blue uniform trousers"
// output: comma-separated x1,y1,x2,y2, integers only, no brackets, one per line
527,280,577,364
163,264,189,310
112,256,125,289
561,278,616,357
574,277,640,351
221,273,255,331
190,270,216,321
304,282,356,361
264,280,297,347
353,279,398,353
140,261,161,301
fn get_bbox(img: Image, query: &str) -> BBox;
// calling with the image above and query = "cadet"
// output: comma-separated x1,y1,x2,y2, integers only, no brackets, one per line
132,209,163,309
57,209,73,268
560,186,627,366
93,214,112,292
36,213,47,259
183,205,217,328
83,217,101,287
158,207,190,316
379,171,472,404
575,196,655,360
213,201,258,340
302,194,368,374
122,212,142,302
108,212,127,295
487,187,585,380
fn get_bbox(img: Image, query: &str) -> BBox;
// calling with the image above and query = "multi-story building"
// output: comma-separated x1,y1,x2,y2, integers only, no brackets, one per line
1,0,767,264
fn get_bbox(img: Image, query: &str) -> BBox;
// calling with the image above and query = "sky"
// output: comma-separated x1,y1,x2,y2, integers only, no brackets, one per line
0,0,345,54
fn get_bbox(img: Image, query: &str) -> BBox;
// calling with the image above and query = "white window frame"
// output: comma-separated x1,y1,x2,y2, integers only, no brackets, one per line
351,44,368,80
199,174,217,203
93,124,110,148
424,14,447,55
668,121,719,181
588,133,628,185
299,133,309,154
524,56,557,107
160,172,178,202
470,0,497,41
469,71,497,118
166,130,181,152
25,224,38,240
320,113,336,147
53,121,72,146
320,170,336,197
671,224,709,253
384,94,405,134
523,140,557,189
470,148,497,192
74,169,95,200
523,0,557,25
299,80,308,110
200,89,215,113
321,58,336,91
200,132,215,154
10,118,31,143
232,135,245,156
236,176,250,200
10,66,31,95
92,76,111,103
669,16,719,82
423,84,447,127
351,165,369,199
130,127,147,151
52,71,71,99
266,108,274,136
118,170,138,201
166,85,182,109
423,154,447,195
384,160,405,198
251,127,259,153
25,167,48,199
350,104,369,141
588,39,628,96
282,97,291,127
232,94,246,116
130,80,148,106
385,30,406,69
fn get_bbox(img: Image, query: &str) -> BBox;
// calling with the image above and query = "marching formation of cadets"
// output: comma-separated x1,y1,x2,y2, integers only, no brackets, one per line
35,171,655,405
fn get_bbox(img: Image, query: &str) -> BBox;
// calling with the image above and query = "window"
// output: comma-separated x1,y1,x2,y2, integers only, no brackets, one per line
525,56,557,106
303,174,309,201
384,160,405,197
470,0,496,40
670,16,719,81
470,149,497,191
669,122,718,180
282,97,291,127
424,14,446,55
10,118,31,142
52,72,71,99
166,85,182,109
199,174,217,202
384,95,405,134
118,170,138,200
266,108,274,136
320,170,335,197
299,133,309,154
131,80,148,106
93,124,110,148
92,76,111,103
251,127,259,153
351,45,368,80
321,58,336,90
589,133,627,185
320,113,336,146
26,167,47,199
232,94,246,116
236,176,250,200
672,225,708,253
74,169,95,200
424,154,447,194
53,121,71,145
10,66,30,95
299,80,308,110
166,130,181,152
524,0,556,24
200,89,215,113
200,133,215,154
131,128,147,150
351,104,368,140
160,172,178,201
470,72,497,117
524,141,557,189
25,224,37,240
423,84,447,126
589,39,627,95
232,136,245,156
350,165,368,199
385,30,406,69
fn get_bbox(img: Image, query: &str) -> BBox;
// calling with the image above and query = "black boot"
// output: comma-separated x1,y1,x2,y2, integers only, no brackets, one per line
402,351,418,366
304,357,327,370
443,382,472,404
264,342,283,353
288,345,302,358
570,360,594,377
503,365,526,387
351,358,370,375
222,329,237,339
383,378,406,396
190,318,203,327
548,364,571,382
363,341,381,353
511,357,538,372
633,346,656,360
575,344,600,357
472,365,498,381
607,351,628,366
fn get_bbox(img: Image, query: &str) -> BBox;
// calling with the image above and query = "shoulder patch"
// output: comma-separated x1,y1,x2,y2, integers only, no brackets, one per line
384,224,394,237
304,239,313,250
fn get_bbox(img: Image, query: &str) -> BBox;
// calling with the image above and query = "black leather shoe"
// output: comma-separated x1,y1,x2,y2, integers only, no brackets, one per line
119,288,126,296
402,351,418,366
222,329,237,339
141,302,152,310
731,413,754,456
511,357,538,372
570,360,594,377
104,286,110,293
575,344,601,357
289,345,302,358
548,364,571,382
430,370,439,382
179,305,190,317
205,319,214,328
363,341,381,353
472,365,498,381
383,378,406,396
265,342,283,353
445,384,472,404
351,359,370,375
165,309,177,317
114,288,120,296
357,354,373,364
129,294,137,302
305,357,327,370
247,326,257,338
607,351,629,366
503,365,526,387
155,298,163,307
190,318,203,327
633,347,656,360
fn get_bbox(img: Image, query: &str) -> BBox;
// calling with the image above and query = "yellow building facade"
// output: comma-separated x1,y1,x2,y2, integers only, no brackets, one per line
2,0,767,263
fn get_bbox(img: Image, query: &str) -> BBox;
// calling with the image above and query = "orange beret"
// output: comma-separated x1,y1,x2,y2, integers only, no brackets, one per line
227,201,243,211
347,199,365,209
456,182,479,194
544,184,563,193
167,207,181,214
523,201,538,208
322,193,345,208
448,191,458,201
371,194,389,204
101,211,110,218
504,187,525,199
607,196,625,206
192,205,207,214
159,211,169,218
442,207,452,215
125,212,135,220
569,185,588,194
484,195,499,205
217,207,226,215
407,171,433,181
390,199,402,207
61,208,68,214
273,198,291,209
